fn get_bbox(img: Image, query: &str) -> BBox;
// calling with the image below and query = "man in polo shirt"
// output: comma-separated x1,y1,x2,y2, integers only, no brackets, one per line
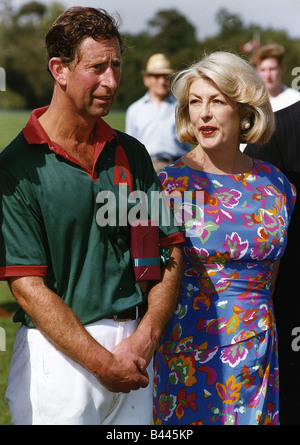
0,7,184,425
125,54,190,171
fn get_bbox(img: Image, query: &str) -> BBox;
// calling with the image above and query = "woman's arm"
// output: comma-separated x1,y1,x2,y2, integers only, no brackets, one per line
113,244,184,364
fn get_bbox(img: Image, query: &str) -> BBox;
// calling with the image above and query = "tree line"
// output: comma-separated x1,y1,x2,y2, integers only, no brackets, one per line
1,0,300,110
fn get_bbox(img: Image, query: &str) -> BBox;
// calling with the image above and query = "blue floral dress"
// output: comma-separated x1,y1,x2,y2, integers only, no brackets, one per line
153,158,296,425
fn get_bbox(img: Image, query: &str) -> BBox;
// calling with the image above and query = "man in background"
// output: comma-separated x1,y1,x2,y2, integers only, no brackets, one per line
245,100,300,425
250,43,300,111
126,53,190,171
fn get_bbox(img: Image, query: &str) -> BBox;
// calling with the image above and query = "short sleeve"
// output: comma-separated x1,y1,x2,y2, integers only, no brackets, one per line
0,168,47,279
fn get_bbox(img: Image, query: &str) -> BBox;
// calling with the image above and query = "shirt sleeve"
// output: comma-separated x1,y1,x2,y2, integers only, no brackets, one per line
0,168,48,279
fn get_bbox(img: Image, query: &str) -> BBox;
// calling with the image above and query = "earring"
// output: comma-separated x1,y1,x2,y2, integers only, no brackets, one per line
241,118,251,131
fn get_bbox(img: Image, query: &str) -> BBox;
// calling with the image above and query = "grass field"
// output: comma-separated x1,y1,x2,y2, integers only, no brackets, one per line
0,109,126,425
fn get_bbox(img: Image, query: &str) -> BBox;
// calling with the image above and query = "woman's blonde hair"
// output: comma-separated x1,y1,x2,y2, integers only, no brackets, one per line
171,51,275,145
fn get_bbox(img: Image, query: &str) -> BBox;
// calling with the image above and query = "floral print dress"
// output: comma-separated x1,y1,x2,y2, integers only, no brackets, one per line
153,158,296,425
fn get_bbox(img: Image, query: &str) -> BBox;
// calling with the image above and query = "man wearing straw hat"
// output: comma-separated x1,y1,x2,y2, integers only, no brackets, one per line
126,54,190,171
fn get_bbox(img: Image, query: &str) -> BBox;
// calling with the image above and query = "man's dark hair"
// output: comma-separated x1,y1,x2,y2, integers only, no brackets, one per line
45,6,124,71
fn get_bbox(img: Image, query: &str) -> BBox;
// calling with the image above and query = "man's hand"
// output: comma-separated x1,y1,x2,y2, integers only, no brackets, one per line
112,328,155,369
94,349,149,393
8,276,151,394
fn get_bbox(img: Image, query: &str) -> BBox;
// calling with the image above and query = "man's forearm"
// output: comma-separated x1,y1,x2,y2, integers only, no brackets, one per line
8,276,111,366
8,276,149,393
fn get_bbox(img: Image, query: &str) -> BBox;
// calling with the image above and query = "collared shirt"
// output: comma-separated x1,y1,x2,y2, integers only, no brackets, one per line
0,107,183,327
270,85,300,112
125,93,190,160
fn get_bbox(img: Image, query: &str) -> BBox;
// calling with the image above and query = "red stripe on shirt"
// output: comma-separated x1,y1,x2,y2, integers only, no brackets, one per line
0,265,48,280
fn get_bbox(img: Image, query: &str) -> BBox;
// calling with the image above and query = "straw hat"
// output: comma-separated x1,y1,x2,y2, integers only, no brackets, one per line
144,53,174,75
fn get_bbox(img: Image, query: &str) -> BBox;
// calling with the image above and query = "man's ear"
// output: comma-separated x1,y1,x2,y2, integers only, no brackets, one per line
48,57,68,86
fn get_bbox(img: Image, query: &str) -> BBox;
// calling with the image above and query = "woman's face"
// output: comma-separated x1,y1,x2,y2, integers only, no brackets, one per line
188,77,241,152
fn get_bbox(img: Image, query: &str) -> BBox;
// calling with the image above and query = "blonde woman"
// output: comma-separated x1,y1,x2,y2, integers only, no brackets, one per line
153,52,296,425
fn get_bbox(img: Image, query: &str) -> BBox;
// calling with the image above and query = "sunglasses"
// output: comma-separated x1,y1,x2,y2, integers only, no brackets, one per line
147,73,171,79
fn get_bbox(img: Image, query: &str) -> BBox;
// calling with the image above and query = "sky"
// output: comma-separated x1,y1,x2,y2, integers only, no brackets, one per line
10,0,300,41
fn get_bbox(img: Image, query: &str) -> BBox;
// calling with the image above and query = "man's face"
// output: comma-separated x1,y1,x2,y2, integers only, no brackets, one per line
64,36,122,118
255,57,283,96
143,73,170,101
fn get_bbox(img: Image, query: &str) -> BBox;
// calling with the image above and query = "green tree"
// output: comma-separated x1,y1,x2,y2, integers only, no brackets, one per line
116,10,199,109
0,1,64,109
216,8,244,40
16,1,46,21
113,33,153,109
148,9,197,55
2,2,300,110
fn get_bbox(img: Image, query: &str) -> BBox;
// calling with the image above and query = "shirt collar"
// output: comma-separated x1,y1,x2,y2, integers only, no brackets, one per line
23,106,118,157
22,107,118,180
143,92,174,104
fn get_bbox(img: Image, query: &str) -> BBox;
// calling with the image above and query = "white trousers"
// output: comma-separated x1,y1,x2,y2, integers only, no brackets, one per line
5,319,153,425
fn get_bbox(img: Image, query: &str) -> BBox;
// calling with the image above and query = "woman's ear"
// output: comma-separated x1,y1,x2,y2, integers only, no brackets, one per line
48,57,68,86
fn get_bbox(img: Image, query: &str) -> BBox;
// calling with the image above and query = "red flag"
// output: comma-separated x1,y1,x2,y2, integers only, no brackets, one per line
241,35,260,54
